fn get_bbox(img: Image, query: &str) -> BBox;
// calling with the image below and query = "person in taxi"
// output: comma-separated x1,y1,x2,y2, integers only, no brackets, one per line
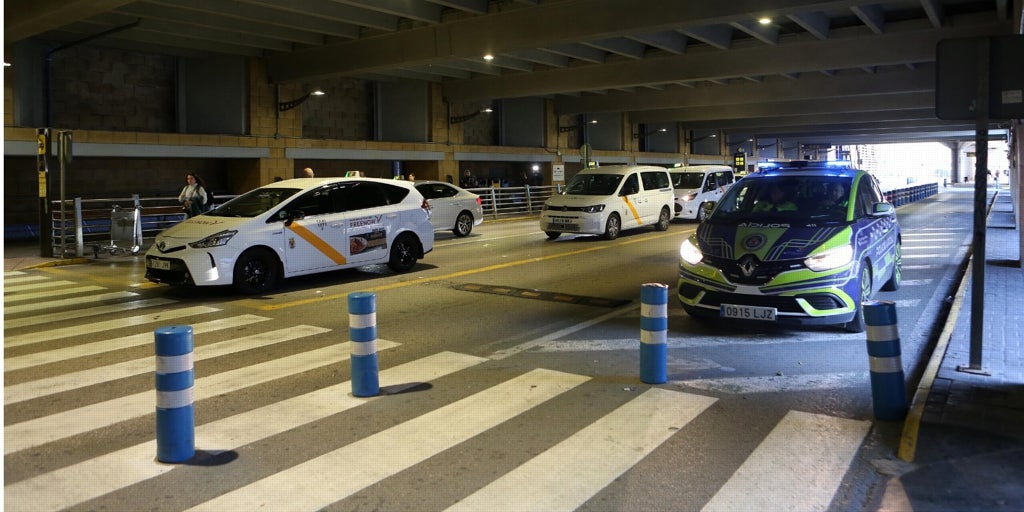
752,184,797,212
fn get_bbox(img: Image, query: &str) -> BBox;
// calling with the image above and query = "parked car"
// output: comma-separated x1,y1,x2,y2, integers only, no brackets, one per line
145,177,434,294
414,180,484,237
676,160,901,332
540,165,674,240
669,165,735,221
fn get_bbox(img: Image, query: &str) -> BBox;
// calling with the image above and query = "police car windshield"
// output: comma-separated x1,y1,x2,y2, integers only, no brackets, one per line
710,176,851,224
207,187,301,217
671,173,704,189
564,173,623,195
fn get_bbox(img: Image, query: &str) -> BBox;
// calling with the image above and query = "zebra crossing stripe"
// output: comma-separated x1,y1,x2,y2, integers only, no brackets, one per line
2,275,50,284
4,315,270,372
3,291,139,315
4,280,79,293
2,285,106,302
4,297,178,329
4,341,398,454
5,325,329,405
446,388,717,512
187,368,591,512
701,410,870,512
3,351,487,512
4,306,221,347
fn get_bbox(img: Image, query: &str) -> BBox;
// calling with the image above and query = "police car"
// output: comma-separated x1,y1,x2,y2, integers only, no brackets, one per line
676,160,901,332
145,177,434,294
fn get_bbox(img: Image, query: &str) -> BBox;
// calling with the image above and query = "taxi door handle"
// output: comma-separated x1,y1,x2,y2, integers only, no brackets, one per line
330,222,343,228
387,213,398,219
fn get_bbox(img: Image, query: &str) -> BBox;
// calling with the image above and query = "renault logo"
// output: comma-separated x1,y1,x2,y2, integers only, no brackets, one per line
738,255,759,277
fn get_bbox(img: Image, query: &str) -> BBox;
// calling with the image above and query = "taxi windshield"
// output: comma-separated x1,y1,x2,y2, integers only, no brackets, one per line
207,187,300,217
671,173,704,189
564,173,624,195
710,176,852,224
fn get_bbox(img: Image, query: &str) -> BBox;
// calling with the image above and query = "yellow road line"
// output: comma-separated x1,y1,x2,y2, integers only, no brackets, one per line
241,229,684,311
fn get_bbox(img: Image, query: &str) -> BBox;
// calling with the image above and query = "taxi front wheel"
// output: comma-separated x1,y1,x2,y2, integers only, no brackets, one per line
233,248,280,295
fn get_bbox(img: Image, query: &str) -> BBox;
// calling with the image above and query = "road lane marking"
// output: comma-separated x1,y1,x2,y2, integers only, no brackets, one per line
2,291,139,315
3,280,79,293
677,371,868,394
3,341,399,454
4,351,486,512
446,388,717,512
187,368,590,512
4,315,269,372
4,306,221,347
5,325,329,405
2,285,106,302
702,410,870,512
3,297,177,329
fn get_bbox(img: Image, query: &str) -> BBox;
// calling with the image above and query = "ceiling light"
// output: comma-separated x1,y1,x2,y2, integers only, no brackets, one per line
758,17,772,25
483,54,494,61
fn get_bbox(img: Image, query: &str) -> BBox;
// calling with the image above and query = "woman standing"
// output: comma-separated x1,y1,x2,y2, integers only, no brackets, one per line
178,173,209,217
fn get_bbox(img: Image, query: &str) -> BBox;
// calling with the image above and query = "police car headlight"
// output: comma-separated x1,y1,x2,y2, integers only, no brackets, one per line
805,244,853,271
580,204,605,213
189,230,238,249
679,238,703,265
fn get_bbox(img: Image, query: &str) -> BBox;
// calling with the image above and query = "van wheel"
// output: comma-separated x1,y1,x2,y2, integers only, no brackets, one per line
654,206,671,231
603,213,621,240
545,231,561,240
881,242,902,291
453,211,474,237
843,261,871,333
387,233,420,273
233,248,280,295
697,204,709,222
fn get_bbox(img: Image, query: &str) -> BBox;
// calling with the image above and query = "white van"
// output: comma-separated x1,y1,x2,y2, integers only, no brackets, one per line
669,165,735,221
540,165,673,240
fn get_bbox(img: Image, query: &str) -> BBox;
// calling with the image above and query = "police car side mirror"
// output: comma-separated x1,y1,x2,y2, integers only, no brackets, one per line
870,203,894,217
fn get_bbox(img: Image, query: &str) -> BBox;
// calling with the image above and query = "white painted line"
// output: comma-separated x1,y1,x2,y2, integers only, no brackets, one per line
489,304,638,359
901,254,946,259
3,341,398,454
677,372,868,395
702,410,870,512
447,388,717,512
897,279,933,286
4,315,269,372
900,245,950,250
3,351,487,512
902,264,940,270
4,298,178,329
2,275,49,284
3,280,79,293
5,325,329,405
187,368,590,512
4,306,221,347
2,285,106,303
3,291,139,315
4,271,28,276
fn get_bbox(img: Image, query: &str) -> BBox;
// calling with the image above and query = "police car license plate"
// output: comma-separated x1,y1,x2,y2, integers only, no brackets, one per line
720,304,777,321
148,258,171,270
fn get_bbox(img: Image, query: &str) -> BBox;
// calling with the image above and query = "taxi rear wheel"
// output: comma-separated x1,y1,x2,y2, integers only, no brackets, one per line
603,213,621,240
654,206,671,231
453,211,474,237
843,261,871,333
387,233,420,273
233,248,279,295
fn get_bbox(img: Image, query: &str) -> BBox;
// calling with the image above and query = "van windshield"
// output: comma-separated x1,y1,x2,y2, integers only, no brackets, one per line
671,173,704,189
564,174,623,195
710,176,852,224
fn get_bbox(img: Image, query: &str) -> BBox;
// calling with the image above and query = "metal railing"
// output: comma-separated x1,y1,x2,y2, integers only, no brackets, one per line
466,184,563,219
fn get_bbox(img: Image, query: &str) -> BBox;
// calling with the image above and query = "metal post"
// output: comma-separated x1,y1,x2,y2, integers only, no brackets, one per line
640,283,669,384
863,301,908,421
155,325,196,463
36,128,53,257
964,37,990,373
349,292,380,397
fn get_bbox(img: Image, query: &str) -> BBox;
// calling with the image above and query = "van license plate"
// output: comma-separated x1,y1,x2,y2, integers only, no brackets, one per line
148,259,171,271
720,304,777,321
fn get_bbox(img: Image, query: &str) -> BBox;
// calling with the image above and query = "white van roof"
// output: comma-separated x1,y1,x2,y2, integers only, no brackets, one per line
577,164,670,175
670,165,733,173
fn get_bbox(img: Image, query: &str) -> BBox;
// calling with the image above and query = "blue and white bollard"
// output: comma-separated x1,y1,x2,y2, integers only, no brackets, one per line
155,325,195,463
863,300,908,421
349,292,380,397
640,283,669,384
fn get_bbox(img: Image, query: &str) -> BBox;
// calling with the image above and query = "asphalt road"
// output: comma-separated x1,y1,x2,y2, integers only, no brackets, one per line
3,189,973,511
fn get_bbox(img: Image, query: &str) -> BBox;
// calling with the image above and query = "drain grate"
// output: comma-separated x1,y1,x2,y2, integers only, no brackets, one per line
452,283,631,308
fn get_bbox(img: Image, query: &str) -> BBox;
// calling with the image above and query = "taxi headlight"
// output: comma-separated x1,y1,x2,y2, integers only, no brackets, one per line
189,230,238,249
580,204,605,213
681,192,697,201
805,244,854,271
679,238,703,265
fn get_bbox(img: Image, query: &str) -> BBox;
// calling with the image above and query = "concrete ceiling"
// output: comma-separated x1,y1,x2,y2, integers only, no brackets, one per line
6,0,1021,147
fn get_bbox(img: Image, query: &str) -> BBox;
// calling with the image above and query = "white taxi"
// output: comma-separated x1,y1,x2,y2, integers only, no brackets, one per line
145,177,434,294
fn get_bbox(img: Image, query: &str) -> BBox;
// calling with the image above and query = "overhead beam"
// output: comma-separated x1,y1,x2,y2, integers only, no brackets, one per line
4,0,136,42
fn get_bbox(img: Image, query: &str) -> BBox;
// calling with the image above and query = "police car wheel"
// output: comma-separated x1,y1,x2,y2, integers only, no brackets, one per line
233,248,279,295
697,204,709,223
654,207,671,231
843,261,871,333
387,233,419,273
881,242,902,291
453,211,474,237
603,214,621,240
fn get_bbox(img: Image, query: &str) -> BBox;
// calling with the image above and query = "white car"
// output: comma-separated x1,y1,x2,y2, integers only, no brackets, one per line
668,165,735,221
540,165,674,240
145,177,434,294
414,181,484,237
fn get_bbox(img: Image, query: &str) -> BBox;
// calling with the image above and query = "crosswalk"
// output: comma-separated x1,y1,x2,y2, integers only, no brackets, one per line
5,270,873,511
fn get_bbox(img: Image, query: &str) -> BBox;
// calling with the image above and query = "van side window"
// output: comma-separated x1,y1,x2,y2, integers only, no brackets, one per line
641,171,669,191
621,174,640,195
